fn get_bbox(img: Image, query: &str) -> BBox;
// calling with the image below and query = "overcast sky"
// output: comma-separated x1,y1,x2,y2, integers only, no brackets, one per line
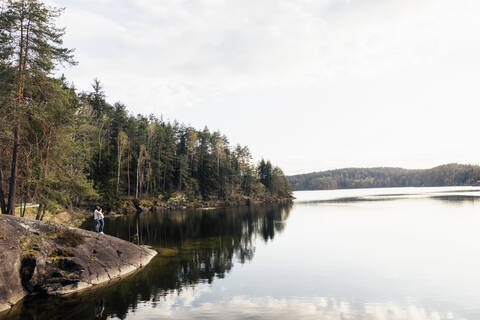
51,0,480,175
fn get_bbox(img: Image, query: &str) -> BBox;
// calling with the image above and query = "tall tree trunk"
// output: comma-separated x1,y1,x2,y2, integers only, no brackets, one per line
127,149,131,196
136,157,140,199
7,3,27,215
178,164,182,192
98,121,105,167
117,148,122,194
0,168,7,215
43,129,51,176
21,195,27,218
35,203,42,220
157,143,161,195
39,206,46,221
7,126,19,215
163,164,167,192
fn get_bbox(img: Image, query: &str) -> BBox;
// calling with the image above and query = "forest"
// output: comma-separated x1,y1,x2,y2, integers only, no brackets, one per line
287,164,480,191
0,0,292,217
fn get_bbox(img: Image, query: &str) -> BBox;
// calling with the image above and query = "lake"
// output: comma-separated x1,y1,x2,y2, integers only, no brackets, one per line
3,186,480,320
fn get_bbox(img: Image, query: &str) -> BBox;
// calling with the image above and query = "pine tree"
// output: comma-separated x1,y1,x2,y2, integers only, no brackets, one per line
0,0,75,214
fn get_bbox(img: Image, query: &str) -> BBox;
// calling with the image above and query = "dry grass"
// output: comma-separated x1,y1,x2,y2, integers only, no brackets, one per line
19,236,41,255
49,248,74,258
55,229,85,247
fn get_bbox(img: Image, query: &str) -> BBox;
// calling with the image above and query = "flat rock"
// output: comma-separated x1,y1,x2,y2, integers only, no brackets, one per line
0,215,157,313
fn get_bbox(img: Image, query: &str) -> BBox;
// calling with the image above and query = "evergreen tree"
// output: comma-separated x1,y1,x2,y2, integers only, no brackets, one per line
0,0,293,216
0,0,75,214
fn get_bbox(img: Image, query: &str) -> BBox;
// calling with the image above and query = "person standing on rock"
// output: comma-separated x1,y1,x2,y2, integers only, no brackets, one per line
94,205,105,234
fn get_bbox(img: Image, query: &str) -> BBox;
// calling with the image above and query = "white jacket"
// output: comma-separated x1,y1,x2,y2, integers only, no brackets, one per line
94,209,104,220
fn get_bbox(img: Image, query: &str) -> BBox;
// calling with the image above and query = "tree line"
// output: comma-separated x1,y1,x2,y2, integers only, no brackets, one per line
0,0,292,217
288,164,480,191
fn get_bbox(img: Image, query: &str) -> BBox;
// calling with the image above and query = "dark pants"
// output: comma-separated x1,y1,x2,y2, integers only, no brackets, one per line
95,219,104,233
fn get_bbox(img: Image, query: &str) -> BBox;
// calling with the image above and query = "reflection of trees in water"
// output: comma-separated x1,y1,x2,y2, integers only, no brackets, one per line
2,204,291,320
431,195,480,204
108,204,291,247
111,204,292,285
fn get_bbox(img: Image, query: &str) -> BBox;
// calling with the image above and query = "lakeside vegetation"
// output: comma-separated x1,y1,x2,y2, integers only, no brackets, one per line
287,164,480,191
0,0,292,218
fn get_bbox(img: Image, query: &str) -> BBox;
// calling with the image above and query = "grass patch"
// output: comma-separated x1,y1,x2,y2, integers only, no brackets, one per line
49,248,74,258
19,236,41,255
55,229,84,247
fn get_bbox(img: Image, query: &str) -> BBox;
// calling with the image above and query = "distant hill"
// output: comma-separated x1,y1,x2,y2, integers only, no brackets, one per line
287,163,480,191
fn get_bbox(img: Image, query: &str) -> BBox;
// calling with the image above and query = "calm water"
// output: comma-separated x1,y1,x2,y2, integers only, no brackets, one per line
3,187,480,320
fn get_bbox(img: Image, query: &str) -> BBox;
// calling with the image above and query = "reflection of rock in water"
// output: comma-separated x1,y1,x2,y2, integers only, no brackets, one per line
94,298,104,318
1,204,292,320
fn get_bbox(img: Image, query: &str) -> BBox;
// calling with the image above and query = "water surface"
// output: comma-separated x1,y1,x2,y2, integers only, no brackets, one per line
3,187,480,320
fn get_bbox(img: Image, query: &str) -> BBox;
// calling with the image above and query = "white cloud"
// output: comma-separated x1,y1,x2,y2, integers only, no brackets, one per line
53,0,480,174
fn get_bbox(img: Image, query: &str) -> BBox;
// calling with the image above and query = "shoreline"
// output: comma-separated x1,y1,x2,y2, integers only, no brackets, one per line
0,198,292,312
116,196,294,216
13,196,294,229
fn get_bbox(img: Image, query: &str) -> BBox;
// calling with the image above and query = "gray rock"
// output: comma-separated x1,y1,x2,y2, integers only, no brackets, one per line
0,215,157,313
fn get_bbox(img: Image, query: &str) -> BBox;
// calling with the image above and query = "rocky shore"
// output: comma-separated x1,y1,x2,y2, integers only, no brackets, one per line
120,195,294,215
0,215,157,313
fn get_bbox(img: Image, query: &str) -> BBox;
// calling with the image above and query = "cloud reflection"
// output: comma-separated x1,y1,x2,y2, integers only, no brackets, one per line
125,290,464,320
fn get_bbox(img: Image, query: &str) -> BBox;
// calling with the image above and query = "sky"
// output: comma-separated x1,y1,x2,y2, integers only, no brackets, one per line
49,0,480,175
